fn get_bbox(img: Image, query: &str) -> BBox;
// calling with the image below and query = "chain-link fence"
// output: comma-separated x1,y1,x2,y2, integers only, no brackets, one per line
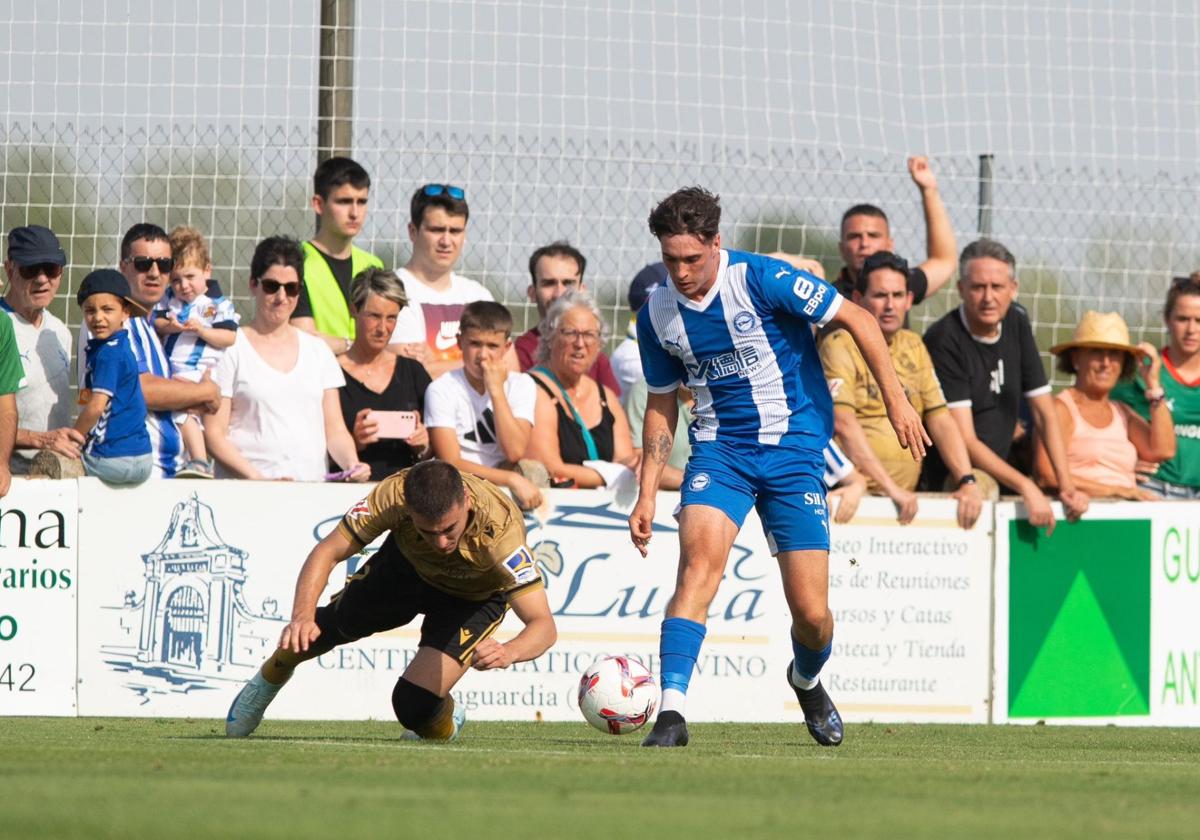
3,2,1198,387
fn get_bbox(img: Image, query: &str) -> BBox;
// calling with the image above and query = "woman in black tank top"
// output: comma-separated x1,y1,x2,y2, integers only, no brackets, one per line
525,291,636,488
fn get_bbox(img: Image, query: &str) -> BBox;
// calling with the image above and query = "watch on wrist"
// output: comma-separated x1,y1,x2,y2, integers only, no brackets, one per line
956,473,978,488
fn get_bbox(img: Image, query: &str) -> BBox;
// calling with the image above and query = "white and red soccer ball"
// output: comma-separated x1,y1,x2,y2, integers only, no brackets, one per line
577,655,660,735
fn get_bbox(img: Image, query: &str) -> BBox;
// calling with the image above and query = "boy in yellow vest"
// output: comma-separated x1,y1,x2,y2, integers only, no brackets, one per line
290,157,384,354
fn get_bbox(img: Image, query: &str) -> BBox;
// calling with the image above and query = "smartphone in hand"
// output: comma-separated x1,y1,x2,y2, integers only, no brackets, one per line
369,410,418,439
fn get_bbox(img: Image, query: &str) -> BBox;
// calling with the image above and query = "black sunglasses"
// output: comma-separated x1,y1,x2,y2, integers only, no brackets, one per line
422,183,465,200
1171,275,1200,288
257,278,301,297
17,262,63,280
125,256,175,274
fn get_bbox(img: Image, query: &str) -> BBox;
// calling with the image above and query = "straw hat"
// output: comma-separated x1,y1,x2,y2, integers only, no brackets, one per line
1049,310,1144,357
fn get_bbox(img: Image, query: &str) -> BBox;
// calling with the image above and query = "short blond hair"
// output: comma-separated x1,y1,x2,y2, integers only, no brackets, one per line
169,225,212,270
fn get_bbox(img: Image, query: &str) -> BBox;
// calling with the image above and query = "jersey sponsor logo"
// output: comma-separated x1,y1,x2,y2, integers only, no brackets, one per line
791,274,828,315
733,311,758,333
685,346,763,382
793,276,816,300
346,497,371,521
504,546,540,585
689,472,711,491
803,287,826,316
1176,422,1200,439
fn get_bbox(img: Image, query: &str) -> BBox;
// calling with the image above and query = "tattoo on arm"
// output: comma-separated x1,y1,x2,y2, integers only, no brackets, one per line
647,432,673,465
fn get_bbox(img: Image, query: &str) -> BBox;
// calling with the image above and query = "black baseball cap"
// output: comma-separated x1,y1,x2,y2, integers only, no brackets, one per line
76,268,147,315
628,262,668,312
7,225,66,267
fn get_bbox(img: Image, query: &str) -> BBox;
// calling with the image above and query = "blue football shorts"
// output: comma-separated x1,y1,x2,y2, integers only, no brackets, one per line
678,436,830,554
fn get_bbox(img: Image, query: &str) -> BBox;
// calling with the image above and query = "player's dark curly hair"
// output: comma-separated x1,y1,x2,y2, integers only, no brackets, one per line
647,186,721,240
404,460,467,521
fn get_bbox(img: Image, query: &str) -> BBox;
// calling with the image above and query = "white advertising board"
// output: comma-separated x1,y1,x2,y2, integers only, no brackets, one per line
75,478,380,718
826,496,993,723
73,481,993,725
0,479,78,716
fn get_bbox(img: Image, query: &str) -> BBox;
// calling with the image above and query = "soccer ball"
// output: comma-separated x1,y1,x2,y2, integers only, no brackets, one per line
577,655,660,735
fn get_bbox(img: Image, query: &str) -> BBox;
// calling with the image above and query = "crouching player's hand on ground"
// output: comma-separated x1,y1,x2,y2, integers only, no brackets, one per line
280,619,322,654
471,638,515,670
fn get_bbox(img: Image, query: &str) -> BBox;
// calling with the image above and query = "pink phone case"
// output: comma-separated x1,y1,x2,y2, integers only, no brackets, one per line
370,410,418,439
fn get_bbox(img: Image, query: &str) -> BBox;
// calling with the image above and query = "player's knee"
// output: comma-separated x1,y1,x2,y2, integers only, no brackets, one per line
791,602,831,636
677,559,725,598
391,677,444,730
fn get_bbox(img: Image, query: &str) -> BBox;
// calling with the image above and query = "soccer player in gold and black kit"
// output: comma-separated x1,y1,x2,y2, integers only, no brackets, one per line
225,459,556,740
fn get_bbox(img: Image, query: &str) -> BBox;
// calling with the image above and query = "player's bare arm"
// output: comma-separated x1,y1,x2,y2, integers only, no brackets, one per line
471,585,557,670
280,528,357,653
829,300,930,458
832,404,918,525
629,389,680,556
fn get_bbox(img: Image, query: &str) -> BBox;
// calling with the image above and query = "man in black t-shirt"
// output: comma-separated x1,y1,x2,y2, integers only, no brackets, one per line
923,238,1088,534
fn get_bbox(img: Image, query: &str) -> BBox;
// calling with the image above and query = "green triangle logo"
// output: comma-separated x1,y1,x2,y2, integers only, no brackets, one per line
1010,572,1149,717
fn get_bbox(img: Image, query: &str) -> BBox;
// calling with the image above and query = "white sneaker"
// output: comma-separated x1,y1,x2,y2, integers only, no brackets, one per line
225,672,285,738
400,704,467,742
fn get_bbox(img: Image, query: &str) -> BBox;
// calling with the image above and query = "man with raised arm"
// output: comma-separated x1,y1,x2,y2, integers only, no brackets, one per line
832,157,958,303
628,187,929,749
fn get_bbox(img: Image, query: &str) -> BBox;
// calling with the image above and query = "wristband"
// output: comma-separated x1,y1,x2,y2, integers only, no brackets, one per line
956,473,978,488
1144,386,1165,402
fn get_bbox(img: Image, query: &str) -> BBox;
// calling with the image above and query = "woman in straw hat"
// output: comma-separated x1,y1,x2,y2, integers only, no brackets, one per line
1034,311,1175,500
1111,274,1200,499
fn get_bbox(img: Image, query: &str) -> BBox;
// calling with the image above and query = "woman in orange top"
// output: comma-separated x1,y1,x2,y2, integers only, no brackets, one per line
1034,311,1175,499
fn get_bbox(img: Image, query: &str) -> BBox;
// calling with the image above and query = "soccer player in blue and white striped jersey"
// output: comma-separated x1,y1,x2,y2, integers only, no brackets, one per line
629,187,929,748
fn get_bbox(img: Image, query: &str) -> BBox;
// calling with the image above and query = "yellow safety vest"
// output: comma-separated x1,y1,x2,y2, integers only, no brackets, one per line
301,241,384,340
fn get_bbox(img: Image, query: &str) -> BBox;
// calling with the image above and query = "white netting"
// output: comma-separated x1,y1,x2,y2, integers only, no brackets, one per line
2,1,1199,382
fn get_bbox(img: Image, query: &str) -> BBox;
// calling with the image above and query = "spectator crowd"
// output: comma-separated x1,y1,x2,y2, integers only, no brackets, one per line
2,155,1197,524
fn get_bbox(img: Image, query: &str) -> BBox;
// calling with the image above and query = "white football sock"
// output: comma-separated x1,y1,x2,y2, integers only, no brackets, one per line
660,687,687,715
790,662,819,691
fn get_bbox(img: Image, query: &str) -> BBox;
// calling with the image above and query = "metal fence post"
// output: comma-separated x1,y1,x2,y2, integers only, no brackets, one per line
318,0,355,162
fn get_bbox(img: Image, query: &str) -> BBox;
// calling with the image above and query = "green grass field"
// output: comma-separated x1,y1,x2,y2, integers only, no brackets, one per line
2,718,1198,839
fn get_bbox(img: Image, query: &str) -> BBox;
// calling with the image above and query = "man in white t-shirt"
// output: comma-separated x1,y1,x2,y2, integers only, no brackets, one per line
3,225,84,473
425,301,542,510
389,184,494,379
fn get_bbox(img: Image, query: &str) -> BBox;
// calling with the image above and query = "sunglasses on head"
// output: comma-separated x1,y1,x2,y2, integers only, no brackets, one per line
126,256,175,274
1171,275,1200,288
17,262,63,280
257,278,301,297
422,183,466,200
